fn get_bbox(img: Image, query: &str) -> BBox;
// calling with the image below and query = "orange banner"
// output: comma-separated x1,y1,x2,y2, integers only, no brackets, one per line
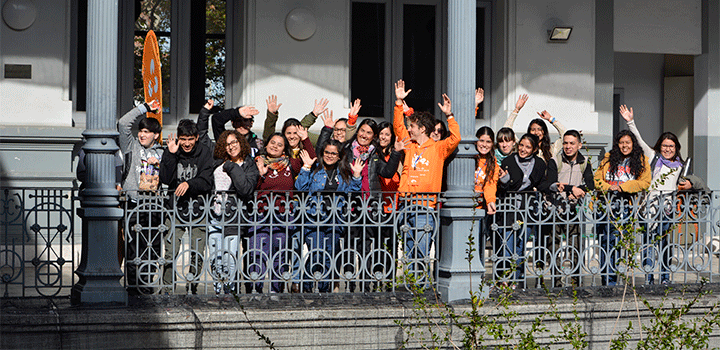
142,30,162,128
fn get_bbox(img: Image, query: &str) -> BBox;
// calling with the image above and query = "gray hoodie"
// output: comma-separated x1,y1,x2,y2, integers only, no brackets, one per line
118,104,164,199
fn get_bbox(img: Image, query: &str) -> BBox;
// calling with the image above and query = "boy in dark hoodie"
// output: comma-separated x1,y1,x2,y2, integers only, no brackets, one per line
160,119,214,293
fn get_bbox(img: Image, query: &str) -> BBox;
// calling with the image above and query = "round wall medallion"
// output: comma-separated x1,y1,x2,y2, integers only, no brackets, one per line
3,0,36,31
285,8,316,41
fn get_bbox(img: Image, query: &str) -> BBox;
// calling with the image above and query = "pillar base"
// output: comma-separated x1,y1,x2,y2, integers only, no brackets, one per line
437,207,485,303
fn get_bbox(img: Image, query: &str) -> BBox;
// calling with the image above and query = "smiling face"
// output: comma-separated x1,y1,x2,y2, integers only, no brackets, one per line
333,120,347,142
266,135,285,158
618,135,633,156
476,134,493,156
498,137,515,155
517,138,534,158
138,128,159,148
323,145,340,166
178,135,198,153
378,127,392,148
562,135,581,160
529,122,545,141
357,124,375,146
660,138,677,160
225,134,241,160
284,125,300,148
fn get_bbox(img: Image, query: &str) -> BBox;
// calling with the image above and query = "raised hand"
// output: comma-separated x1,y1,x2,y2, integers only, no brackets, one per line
537,110,553,122
475,88,485,106
350,157,366,178
394,137,411,152
514,94,529,112
255,157,268,176
266,95,282,114
313,98,329,116
438,93,452,116
238,105,259,118
619,104,633,122
349,98,362,116
395,80,411,102
297,125,308,141
167,133,179,154
203,99,214,110
299,149,316,168
321,110,335,128
148,99,161,112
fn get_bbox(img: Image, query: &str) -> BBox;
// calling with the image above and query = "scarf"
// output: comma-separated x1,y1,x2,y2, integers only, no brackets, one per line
515,154,535,191
352,140,375,162
654,155,683,174
257,155,290,172
495,149,509,166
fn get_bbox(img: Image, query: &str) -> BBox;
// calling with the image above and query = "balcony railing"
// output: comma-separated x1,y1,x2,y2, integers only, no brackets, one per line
2,187,719,297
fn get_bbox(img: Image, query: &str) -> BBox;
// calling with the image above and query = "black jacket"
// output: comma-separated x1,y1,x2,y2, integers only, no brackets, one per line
159,142,214,198
221,155,260,199
498,153,548,196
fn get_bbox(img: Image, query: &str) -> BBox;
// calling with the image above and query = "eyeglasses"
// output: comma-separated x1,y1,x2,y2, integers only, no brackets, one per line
324,150,339,156
226,140,239,148
333,128,346,133
661,144,676,149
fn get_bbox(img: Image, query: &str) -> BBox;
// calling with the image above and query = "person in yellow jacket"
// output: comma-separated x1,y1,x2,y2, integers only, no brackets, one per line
393,79,460,276
593,129,651,286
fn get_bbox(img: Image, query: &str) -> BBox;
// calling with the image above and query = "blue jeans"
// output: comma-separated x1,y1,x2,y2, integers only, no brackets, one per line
403,207,436,277
643,220,671,284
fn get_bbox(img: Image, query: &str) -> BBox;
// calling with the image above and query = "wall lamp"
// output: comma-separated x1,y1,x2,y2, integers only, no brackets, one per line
548,26,572,42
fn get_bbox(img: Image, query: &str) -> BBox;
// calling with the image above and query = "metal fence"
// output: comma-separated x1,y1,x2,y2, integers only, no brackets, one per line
484,191,720,289
123,191,440,295
3,186,720,297
0,188,77,297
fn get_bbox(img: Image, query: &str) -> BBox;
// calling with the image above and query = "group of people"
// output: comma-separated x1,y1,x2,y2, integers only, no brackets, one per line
473,94,708,287
107,77,707,294
112,80,459,294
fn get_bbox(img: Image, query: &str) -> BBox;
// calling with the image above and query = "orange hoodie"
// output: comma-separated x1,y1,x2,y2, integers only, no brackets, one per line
393,104,460,207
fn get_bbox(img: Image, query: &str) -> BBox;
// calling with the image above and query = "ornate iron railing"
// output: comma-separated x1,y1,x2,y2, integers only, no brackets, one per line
123,191,440,294
0,188,77,297
484,191,720,288
3,186,720,297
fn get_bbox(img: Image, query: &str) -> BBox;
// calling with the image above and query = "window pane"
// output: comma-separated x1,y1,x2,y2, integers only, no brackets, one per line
206,0,226,108
134,0,171,112
403,4,435,113
351,2,385,119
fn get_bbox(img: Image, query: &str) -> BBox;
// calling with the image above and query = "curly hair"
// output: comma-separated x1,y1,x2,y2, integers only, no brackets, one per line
475,126,496,188
214,130,250,161
606,130,645,180
407,111,436,137
527,118,551,162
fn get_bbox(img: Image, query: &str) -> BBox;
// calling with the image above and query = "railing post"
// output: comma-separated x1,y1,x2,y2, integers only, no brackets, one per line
438,0,484,302
71,0,127,305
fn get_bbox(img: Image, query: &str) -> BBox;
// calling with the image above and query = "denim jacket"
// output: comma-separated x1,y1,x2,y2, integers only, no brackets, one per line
294,167,361,217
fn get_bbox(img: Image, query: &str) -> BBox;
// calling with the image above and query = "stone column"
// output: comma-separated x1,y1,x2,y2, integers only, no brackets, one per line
694,0,720,191
71,0,127,305
437,0,483,303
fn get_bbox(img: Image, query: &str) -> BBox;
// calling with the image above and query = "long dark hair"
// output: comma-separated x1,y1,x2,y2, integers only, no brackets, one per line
475,126,496,188
433,119,448,140
377,121,395,158
652,132,683,162
527,118,551,162
606,130,645,179
281,118,303,150
518,133,540,157
316,139,352,184
259,132,292,158
345,118,379,153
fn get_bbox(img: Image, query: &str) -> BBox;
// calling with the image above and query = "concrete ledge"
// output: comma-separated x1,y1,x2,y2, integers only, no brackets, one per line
2,286,719,349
